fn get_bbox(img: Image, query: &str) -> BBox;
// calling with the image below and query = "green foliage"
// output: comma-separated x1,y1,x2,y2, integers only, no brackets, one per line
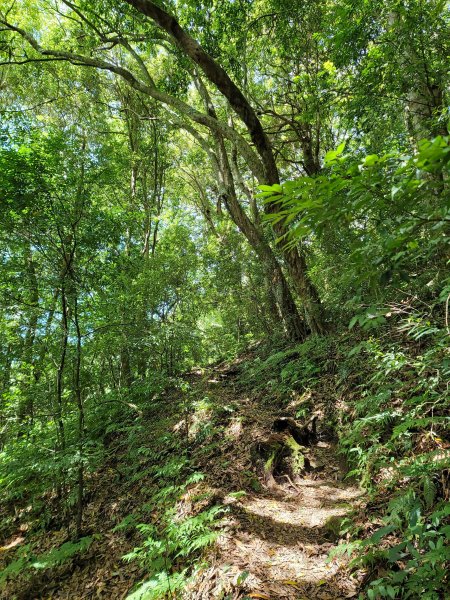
357,500,450,599
0,537,93,589
238,336,334,401
123,471,224,600
335,314,450,597
238,304,449,598
0,0,448,597
264,136,449,322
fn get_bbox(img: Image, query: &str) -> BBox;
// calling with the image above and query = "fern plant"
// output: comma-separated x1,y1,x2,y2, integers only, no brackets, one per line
0,536,93,589
336,310,450,598
123,468,224,600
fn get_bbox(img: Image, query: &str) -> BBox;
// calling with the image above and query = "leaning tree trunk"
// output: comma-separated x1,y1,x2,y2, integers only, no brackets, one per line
213,162,307,340
194,76,306,341
124,0,326,335
216,183,307,341
215,156,307,340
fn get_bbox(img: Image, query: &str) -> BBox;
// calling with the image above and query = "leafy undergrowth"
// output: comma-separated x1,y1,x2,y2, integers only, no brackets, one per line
0,536,93,588
0,379,225,599
1,308,449,599
234,309,449,599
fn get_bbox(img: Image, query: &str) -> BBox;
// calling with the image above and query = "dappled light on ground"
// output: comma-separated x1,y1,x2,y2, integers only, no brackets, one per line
185,369,364,599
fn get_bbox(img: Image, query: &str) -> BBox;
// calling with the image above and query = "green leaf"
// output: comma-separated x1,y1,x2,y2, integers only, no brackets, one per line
237,570,250,585
363,154,380,167
368,526,396,544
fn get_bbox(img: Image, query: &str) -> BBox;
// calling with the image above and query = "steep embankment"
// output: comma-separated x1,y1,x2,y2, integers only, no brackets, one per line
1,358,363,599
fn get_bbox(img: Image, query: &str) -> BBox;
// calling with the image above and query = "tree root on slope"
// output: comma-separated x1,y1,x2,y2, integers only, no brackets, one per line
251,416,319,489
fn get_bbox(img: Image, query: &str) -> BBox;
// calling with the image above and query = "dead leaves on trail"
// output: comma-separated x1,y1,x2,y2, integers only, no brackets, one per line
1,366,364,599
186,368,364,599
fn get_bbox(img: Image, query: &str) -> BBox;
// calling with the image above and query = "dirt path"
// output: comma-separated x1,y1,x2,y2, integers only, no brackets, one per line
1,367,364,600
188,369,363,599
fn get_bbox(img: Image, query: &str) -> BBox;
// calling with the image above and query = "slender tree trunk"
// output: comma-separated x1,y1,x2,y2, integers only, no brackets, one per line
387,11,449,143
54,277,68,512
56,281,68,452
33,288,59,383
18,246,39,429
1,344,12,394
119,340,133,387
73,294,84,540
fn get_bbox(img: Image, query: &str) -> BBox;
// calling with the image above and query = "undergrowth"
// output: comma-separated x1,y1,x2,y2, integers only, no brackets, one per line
1,304,448,599
235,304,449,599
0,376,224,599
0,536,93,589
105,382,225,600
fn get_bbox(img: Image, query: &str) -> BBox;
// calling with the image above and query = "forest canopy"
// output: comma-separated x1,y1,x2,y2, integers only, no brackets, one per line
0,1,449,599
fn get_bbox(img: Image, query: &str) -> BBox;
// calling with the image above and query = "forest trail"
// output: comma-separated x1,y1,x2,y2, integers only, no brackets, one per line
184,366,364,599
1,363,364,600
1,2,447,598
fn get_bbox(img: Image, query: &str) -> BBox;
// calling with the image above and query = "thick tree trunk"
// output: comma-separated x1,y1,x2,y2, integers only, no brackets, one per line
283,247,326,335
405,82,449,142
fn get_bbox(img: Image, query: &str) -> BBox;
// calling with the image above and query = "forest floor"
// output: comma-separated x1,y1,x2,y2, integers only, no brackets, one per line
183,365,364,599
1,358,365,600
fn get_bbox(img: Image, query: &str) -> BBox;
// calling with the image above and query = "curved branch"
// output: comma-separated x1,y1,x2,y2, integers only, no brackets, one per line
0,18,265,181
124,0,279,183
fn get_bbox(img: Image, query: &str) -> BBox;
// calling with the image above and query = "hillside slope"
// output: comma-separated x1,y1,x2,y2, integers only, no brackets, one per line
1,354,363,599
2,333,448,599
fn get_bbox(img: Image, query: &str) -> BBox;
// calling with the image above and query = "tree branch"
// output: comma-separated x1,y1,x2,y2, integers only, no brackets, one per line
0,17,264,180
123,0,279,183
